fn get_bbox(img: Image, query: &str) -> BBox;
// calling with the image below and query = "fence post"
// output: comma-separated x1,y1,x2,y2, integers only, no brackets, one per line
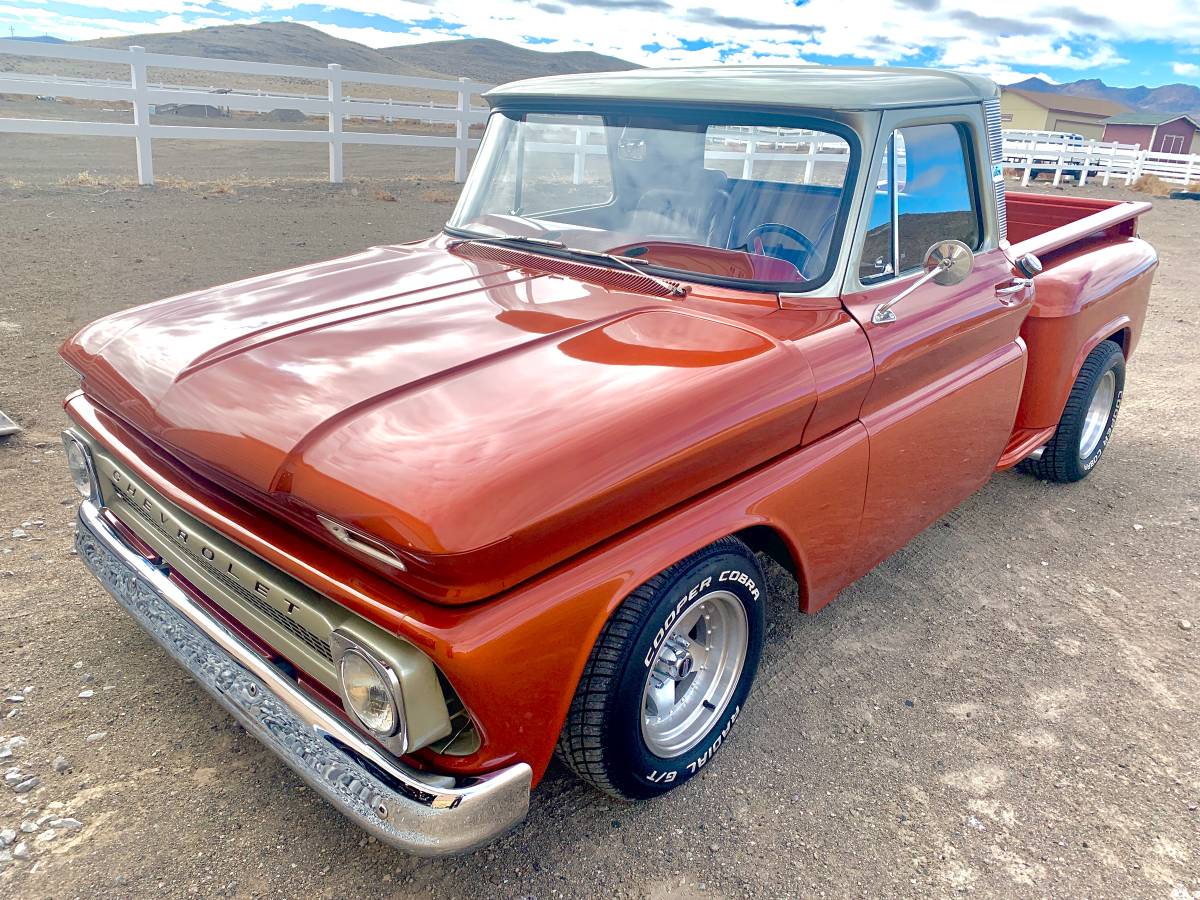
454,77,470,183
742,140,755,179
572,125,585,185
1079,140,1094,186
327,63,343,184
1184,154,1196,186
803,139,815,184
1022,142,1033,187
129,46,154,185
1131,148,1145,185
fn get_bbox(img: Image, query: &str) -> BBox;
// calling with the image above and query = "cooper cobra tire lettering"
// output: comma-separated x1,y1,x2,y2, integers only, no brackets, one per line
718,569,760,601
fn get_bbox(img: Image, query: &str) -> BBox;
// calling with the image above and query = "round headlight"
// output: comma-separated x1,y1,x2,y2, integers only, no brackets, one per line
339,649,398,736
62,434,93,499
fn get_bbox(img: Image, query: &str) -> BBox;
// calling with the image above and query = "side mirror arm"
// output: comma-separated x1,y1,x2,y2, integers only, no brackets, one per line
871,258,952,324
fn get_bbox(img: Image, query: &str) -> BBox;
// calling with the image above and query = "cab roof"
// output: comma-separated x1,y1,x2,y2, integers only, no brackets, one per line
485,65,999,112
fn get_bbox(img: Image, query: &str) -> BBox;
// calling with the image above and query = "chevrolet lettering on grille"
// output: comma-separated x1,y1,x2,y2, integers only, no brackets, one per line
97,458,336,666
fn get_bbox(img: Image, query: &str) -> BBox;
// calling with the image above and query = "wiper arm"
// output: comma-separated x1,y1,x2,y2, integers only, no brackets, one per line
448,232,686,298
566,247,687,298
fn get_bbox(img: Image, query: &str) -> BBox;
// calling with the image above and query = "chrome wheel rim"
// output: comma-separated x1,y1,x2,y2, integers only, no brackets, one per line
1080,370,1116,459
640,590,748,758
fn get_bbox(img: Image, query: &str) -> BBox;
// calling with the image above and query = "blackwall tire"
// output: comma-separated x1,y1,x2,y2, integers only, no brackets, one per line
1018,340,1125,483
556,537,766,801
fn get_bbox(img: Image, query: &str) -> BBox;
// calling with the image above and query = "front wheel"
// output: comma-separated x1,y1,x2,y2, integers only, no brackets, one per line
556,537,765,800
1019,340,1125,482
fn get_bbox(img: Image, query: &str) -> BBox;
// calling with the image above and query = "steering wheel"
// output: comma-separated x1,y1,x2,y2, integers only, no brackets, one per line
738,222,817,273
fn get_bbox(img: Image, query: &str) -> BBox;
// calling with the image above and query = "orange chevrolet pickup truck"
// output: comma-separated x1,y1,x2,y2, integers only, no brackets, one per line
60,66,1156,854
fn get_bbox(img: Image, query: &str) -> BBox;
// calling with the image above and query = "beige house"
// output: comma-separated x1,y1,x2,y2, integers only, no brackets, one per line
999,88,1128,140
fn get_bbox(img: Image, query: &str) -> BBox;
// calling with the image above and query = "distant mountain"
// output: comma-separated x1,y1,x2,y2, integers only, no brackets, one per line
380,38,635,84
66,23,634,85
1011,76,1200,117
9,35,66,43
81,23,437,77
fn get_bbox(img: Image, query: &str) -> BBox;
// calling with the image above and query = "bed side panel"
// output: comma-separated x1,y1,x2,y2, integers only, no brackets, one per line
1015,236,1157,430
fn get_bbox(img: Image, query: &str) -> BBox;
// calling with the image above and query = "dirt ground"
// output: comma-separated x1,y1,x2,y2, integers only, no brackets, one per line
0,157,1196,899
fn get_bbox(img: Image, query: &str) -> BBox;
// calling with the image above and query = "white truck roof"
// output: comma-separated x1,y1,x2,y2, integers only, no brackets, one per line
485,65,999,112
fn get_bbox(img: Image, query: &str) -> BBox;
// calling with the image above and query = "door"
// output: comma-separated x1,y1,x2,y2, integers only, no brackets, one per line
842,115,1034,573
1157,132,1184,155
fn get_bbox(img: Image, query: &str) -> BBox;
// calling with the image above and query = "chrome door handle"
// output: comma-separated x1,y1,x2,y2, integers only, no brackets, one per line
995,278,1033,304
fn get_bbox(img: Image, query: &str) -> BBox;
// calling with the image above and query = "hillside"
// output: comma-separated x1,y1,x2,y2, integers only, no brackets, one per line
81,22,446,80
1011,76,1200,117
380,37,636,84
75,23,634,84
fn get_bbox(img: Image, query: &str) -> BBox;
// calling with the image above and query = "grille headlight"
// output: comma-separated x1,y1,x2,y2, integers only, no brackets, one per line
338,647,402,738
61,431,95,499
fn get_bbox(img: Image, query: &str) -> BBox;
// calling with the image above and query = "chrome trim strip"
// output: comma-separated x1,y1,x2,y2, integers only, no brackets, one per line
75,499,531,856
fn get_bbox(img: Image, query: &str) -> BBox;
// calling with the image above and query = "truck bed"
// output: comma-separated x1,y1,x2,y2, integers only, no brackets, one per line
1006,191,1150,258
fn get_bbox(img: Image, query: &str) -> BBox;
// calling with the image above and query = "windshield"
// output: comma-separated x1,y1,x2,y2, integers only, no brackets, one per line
448,110,856,290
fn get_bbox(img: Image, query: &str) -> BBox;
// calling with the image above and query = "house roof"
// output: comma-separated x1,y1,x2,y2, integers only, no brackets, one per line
485,66,999,111
1105,112,1200,128
1001,87,1127,119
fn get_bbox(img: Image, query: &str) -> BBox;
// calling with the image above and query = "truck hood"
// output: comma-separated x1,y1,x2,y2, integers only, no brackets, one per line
64,240,818,603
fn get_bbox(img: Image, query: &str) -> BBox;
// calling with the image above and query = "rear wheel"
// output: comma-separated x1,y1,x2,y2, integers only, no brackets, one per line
556,537,765,800
1019,340,1125,483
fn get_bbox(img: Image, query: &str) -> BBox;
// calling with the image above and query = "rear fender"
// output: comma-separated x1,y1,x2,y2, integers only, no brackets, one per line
1015,237,1155,430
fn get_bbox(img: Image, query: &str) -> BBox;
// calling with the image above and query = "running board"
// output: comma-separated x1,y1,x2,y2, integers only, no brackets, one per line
995,425,1056,470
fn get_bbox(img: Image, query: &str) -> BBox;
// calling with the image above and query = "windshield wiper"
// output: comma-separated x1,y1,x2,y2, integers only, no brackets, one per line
448,232,686,298
447,232,568,253
565,247,687,298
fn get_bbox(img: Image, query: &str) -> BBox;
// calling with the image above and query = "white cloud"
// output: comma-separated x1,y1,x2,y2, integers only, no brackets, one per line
7,0,1200,85
1173,61,1200,77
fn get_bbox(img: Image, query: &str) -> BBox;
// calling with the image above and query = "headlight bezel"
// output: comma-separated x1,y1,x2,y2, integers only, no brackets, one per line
331,630,409,754
61,430,99,500
339,647,400,736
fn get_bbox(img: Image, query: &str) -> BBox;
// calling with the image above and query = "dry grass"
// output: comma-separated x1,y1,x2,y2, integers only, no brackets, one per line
46,171,460,203
61,171,124,188
1132,174,1176,196
418,187,458,203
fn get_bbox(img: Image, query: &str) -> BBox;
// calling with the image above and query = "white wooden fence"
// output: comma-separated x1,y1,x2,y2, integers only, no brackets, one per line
0,38,493,184
7,44,1195,194
1003,129,1200,187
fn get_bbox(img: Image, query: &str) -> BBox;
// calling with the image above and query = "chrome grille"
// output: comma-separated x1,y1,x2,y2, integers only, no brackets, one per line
115,490,333,661
983,97,1007,241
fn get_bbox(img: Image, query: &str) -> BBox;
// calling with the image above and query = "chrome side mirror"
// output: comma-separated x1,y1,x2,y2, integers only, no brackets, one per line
872,239,974,325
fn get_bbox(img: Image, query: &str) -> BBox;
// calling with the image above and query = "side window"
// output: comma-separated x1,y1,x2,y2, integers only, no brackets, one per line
859,123,980,283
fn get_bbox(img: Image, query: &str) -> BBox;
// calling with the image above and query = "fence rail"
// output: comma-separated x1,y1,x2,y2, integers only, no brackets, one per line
1002,129,1200,187
7,45,1200,194
0,38,493,184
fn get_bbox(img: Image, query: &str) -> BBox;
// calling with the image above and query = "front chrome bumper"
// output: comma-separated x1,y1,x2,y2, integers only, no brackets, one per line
75,499,531,856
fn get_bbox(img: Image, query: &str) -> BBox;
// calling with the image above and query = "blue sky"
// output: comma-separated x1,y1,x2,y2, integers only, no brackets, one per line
2,0,1197,88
